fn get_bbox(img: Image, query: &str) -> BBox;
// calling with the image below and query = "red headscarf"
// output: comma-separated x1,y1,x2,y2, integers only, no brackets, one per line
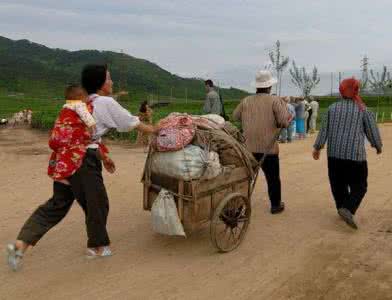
339,78,365,111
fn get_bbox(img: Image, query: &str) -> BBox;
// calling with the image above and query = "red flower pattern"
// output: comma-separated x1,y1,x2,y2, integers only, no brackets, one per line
47,103,108,180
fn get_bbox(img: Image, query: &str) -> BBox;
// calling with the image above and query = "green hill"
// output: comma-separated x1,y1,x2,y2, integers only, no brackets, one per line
0,36,248,100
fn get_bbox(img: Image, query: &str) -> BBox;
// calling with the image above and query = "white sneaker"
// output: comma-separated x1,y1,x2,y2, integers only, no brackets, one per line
6,244,23,271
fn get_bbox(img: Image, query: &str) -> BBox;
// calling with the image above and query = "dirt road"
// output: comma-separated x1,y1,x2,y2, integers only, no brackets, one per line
1,127,391,300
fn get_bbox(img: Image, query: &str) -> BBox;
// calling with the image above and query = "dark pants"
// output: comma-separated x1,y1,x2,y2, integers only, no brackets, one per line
17,150,110,248
307,109,313,133
328,157,368,215
253,153,281,208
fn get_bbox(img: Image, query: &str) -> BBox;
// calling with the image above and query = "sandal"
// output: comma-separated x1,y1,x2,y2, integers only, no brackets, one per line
86,246,112,259
6,244,24,271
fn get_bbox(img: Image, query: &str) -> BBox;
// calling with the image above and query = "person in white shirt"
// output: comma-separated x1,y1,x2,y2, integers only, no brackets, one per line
7,65,155,271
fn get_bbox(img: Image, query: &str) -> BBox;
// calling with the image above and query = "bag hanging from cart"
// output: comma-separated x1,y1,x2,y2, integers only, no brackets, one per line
151,189,186,237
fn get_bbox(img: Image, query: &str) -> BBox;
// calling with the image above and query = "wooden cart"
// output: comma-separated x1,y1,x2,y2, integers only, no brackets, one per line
143,166,255,252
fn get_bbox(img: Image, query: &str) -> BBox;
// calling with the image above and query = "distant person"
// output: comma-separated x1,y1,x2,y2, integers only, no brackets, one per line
279,97,289,143
6,65,155,271
313,78,382,229
136,101,153,152
295,97,306,139
203,79,222,116
304,97,312,133
233,70,291,214
309,97,319,133
279,96,296,143
287,97,296,142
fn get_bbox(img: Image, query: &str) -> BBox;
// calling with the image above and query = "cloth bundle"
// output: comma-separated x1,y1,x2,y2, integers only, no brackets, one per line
192,127,258,177
148,113,256,182
150,145,222,181
155,115,195,152
191,114,225,130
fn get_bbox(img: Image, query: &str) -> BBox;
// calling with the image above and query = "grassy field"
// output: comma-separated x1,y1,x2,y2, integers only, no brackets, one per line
1,93,391,141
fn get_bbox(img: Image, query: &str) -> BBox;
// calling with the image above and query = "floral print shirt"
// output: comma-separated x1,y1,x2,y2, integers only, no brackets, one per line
47,102,108,180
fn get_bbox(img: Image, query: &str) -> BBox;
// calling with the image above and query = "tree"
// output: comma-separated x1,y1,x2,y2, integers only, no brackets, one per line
269,40,289,96
360,55,369,91
369,66,391,95
289,61,320,98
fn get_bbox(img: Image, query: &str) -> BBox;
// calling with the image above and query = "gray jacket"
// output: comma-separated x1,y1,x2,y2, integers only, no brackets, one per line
203,89,222,115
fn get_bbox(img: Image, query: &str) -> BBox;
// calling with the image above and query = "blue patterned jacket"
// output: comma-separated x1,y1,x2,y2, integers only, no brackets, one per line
314,99,382,161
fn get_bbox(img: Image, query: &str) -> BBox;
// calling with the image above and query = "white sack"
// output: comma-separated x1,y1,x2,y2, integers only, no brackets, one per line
151,145,222,181
151,189,186,237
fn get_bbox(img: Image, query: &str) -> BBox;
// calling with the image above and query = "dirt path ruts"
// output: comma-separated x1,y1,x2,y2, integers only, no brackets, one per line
0,127,391,300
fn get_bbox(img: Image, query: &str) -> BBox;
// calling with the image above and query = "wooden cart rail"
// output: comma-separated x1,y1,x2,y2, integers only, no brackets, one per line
143,166,250,208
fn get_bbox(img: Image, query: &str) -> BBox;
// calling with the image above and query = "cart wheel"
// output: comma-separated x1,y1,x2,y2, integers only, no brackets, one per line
210,193,251,253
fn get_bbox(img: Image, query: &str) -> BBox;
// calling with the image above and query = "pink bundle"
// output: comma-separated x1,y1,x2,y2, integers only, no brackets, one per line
155,115,195,152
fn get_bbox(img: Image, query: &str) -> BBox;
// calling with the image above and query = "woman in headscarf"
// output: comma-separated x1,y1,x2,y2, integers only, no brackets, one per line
313,77,382,229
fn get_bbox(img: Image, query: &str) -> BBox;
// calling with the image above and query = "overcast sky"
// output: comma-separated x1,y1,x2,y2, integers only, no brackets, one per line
1,0,391,94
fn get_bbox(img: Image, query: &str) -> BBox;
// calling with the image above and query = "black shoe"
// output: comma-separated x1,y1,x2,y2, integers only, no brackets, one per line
338,208,358,230
271,202,285,215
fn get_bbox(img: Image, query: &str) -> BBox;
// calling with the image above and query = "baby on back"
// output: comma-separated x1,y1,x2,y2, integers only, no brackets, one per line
63,84,96,132
48,84,114,185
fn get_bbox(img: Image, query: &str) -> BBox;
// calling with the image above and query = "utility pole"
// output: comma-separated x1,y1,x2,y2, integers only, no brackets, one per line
330,72,333,96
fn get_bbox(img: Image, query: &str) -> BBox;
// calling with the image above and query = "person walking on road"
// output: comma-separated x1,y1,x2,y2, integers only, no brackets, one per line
309,97,319,133
295,97,306,139
203,79,222,116
313,77,382,229
304,98,312,134
280,96,296,143
233,70,291,214
6,65,155,271
136,101,154,152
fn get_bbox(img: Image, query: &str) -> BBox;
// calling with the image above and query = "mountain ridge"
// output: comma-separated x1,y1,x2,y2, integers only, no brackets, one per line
0,36,248,100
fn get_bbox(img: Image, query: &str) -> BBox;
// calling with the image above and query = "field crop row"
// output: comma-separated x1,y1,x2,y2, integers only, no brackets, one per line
1,93,391,142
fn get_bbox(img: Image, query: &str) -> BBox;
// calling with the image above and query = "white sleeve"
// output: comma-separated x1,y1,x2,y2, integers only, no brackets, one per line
102,98,140,132
74,103,96,127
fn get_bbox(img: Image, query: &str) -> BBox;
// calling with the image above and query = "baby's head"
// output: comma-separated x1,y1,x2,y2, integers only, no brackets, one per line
65,84,87,101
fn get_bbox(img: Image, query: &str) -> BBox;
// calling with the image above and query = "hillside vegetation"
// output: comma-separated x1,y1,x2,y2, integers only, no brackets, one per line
0,36,248,100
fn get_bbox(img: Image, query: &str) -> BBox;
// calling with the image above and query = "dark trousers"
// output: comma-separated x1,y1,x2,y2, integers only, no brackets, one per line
328,157,368,215
253,153,281,207
307,109,313,133
17,150,110,248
